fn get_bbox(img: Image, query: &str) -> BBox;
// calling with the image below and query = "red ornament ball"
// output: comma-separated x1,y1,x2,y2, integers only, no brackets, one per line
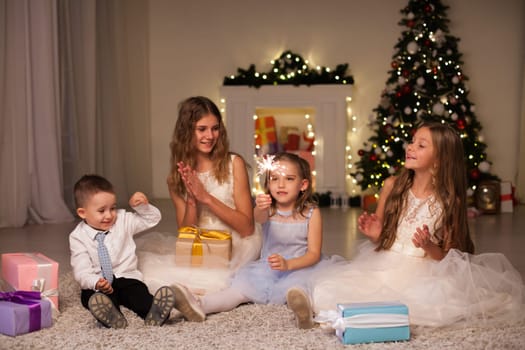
456,119,466,130
470,168,480,180
407,20,415,28
402,69,410,77
370,154,378,162
391,61,399,69
424,4,433,12
358,149,365,156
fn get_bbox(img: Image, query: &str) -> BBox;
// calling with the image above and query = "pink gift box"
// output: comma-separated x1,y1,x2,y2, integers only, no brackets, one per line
1,253,59,310
0,291,53,336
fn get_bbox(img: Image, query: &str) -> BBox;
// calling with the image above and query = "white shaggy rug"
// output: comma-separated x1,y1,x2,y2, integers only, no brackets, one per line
2,272,525,350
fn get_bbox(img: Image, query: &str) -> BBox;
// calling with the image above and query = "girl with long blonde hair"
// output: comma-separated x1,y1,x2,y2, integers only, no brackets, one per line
312,121,524,328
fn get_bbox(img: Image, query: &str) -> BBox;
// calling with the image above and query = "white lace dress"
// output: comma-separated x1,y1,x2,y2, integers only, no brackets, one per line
136,155,262,295
311,190,525,327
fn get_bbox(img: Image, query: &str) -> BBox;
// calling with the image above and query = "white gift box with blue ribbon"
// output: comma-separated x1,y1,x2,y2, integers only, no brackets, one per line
316,301,410,344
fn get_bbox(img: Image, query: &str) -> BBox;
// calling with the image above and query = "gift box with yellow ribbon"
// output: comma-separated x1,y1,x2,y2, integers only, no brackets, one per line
175,226,232,268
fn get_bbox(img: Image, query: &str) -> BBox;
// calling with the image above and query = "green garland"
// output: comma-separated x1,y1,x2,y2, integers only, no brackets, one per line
223,50,354,88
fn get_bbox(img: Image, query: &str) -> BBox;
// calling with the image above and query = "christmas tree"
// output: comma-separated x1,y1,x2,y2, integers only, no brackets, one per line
353,0,498,194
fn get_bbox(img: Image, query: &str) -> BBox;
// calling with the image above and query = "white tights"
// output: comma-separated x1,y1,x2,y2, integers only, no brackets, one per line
200,287,251,314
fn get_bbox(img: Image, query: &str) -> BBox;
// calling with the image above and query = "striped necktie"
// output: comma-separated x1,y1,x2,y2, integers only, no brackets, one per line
96,231,113,284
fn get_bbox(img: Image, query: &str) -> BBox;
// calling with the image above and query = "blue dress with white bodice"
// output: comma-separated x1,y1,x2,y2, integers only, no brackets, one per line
231,207,342,304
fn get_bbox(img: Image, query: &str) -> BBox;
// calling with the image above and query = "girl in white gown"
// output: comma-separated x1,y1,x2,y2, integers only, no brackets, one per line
137,96,261,295
312,121,525,328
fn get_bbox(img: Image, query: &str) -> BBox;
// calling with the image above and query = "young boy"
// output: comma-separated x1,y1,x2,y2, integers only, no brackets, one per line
69,174,175,328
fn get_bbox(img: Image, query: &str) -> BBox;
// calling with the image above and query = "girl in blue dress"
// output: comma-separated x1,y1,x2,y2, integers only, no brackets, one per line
171,152,340,328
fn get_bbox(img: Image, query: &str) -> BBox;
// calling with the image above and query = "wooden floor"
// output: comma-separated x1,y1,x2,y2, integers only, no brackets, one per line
1,199,524,280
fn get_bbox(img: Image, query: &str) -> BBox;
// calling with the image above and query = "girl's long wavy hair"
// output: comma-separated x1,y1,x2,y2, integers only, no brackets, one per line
264,152,316,218
377,121,474,254
167,96,230,196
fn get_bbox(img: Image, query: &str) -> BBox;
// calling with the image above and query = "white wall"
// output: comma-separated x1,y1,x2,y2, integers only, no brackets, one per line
149,0,525,199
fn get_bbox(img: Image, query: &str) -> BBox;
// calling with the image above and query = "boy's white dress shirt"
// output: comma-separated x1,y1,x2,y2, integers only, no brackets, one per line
69,203,161,290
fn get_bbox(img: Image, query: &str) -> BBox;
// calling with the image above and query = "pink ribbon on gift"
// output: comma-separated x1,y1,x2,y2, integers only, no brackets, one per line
0,290,42,332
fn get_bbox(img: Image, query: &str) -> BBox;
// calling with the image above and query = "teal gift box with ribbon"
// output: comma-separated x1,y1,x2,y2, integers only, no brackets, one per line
0,291,53,336
328,301,410,344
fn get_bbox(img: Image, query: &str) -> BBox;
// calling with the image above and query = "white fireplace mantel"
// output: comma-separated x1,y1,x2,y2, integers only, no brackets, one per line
220,85,352,194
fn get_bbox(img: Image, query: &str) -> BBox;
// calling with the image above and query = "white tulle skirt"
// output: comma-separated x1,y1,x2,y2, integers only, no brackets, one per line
136,226,262,295
311,240,525,327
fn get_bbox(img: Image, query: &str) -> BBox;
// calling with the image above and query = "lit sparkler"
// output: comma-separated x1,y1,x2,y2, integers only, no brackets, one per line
256,154,277,176
256,154,284,192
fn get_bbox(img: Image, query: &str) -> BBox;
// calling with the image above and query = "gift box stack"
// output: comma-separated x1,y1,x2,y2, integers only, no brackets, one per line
255,115,278,154
1,253,59,336
335,301,410,345
175,226,232,268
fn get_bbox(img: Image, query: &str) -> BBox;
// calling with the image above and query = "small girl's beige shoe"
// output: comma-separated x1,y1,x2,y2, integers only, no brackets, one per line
171,282,206,322
286,287,314,329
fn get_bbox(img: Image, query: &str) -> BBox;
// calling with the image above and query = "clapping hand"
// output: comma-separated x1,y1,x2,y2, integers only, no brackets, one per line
412,224,431,249
358,211,382,241
177,161,208,203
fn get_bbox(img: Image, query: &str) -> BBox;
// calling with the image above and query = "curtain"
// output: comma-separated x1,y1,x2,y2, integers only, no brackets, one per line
517,63,525,203
59,0,152,210
0,0,152,227
0,0,73,227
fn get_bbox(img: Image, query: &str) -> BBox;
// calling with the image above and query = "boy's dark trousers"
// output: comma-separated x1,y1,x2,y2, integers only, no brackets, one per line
81,276,153,319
